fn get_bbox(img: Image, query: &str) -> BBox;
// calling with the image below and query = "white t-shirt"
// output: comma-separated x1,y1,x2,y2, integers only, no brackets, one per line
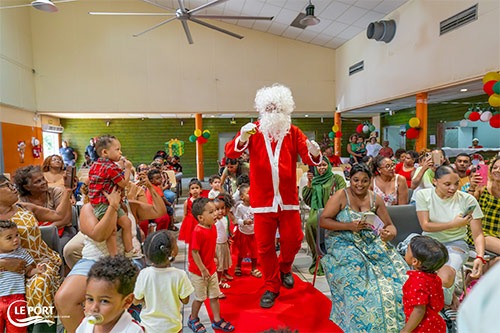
76,310,144,333
215,216,230,243
410,167,435,202
234,204,255,235
415,188,483,244
133,266,194,333
366,142,382,157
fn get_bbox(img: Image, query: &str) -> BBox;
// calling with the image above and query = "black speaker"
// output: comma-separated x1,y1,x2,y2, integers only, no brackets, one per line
367,20,396,43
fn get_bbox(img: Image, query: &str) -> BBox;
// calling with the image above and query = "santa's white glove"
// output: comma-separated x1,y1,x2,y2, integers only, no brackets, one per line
239,123,257,143
306,140,321,157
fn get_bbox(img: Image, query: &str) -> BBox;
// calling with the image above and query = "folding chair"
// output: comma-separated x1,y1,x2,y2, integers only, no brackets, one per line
313,208,326,287
386,204,422,247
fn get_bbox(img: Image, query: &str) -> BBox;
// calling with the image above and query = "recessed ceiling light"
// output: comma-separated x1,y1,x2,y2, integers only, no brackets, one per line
305,114,309,117
385,107,390,111
460,88,468,92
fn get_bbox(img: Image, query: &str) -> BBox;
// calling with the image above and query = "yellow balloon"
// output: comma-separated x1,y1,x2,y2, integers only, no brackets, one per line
489,94,500,107
483,72,500,84
332,125,339,132
408,117,420,128
194,129,202,137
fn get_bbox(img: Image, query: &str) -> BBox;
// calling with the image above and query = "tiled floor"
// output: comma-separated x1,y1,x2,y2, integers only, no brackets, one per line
172,180,331,333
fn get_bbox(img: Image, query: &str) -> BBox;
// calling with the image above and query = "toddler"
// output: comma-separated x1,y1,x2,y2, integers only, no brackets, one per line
178,178,202,244
77,255,142,333
187,198,235,333
88,135,134,256
0,220,45,333
214,194,235,295
134,230,193,333
401,235,449,333
208,174,222,199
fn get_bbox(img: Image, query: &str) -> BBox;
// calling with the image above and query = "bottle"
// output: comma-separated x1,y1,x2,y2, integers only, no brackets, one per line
87,314,104,325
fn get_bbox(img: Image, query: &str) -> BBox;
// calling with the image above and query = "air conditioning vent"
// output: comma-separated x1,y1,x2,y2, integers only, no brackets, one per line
440,4,478,36
349,61,364,76
42,124,64,133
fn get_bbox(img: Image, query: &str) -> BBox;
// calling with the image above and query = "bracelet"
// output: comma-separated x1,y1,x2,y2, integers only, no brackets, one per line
475,255,487,264
468,188,476,193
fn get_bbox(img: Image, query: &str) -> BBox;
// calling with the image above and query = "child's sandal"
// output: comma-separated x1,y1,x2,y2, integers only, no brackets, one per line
212,318,235,332
234,266,242,276
188,316,207,333
250,269,262,278
219,282,231,289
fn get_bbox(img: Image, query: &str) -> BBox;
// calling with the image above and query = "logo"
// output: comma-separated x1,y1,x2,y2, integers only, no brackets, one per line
7,300,55,327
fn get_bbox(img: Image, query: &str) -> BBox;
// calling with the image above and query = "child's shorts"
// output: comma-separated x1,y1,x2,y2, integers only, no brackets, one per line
93,203,126,220
190,272,221,301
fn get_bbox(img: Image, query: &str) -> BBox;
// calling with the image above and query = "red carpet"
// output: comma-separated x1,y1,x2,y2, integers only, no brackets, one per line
205,262,343,333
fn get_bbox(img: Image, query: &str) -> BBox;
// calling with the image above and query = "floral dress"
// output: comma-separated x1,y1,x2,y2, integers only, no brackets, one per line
10,207,62,321
320,189,408,332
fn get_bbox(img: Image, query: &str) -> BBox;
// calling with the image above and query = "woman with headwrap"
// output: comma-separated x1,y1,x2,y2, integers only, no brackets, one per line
302,156,346,275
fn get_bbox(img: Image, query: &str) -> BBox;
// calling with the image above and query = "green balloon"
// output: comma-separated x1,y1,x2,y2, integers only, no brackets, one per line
369,124,376,132
464,111,472,119
328,131,335,139
202,132,210,139
405,123,411,130
189,135,197,143
493,81,500,95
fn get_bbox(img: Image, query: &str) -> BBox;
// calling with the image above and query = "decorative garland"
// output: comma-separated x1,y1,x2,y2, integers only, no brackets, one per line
189,129,211,144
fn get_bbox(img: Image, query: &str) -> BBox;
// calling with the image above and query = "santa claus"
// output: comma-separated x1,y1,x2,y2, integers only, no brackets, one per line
225,83,321,308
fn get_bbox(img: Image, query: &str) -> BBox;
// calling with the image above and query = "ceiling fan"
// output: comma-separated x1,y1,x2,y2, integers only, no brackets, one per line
0,0,76,13
89,0,274,44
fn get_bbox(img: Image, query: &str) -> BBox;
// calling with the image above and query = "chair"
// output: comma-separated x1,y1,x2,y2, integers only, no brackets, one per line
407,188,413,204
313,208,326,287
164,170,180,202
39,225,61,253
386,204,422,247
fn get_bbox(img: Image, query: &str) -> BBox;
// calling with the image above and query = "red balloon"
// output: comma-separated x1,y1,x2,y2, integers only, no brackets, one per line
197,136,208,144
356,124,364,133
483,80,497,96
335,131,342,138
490,114,500,128
406,128,419,139
469,111,481,121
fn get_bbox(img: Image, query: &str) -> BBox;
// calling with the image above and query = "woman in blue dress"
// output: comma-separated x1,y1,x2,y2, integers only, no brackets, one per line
320,163,408,332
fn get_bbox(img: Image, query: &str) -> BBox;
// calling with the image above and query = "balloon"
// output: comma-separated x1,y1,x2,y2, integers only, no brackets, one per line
194,129,202,137
405,123,411,130
464,111,472,119
406,128,419,139
483,71,500,84
469,111,480,121
490,114,500,128
489,94,500,107
362,125,369,133
203,129,211,135
408,117,420,128
494,81,500,95
356,124,364,133
459,119,468,127
328,131,335,139
189,135,197,143
369,124,376,132
335,131,342,138
480,111,493,122
483,80,497,96
332,125,339,133
197,136,208,144
202,132,210,139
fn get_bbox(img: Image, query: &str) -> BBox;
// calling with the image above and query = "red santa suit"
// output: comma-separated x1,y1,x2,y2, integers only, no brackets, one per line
225,122,320,292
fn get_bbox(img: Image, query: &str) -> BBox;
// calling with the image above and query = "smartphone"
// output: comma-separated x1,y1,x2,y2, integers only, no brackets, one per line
64,166,75,189
463,205,476,217
476,164,488,187
431,151,441,166
308,165,316,174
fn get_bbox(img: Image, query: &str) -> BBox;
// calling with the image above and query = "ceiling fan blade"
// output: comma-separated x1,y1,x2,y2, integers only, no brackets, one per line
189,17,243,40
180,20,194,44
177,0,186,13
89,12,175,16
0,0,76,10
133,16,177,37
188,0,228,15
193,15,274,20
143,0,172,11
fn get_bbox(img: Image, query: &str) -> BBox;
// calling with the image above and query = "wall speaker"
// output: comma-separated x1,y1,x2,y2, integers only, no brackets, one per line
367,20,396,43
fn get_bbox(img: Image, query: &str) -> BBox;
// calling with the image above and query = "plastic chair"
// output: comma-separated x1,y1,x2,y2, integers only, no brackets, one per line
39,225,64,276
313,208,326,287
386,204,422,247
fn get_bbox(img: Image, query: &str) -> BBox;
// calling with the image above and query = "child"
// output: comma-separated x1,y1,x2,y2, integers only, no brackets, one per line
145,169,174,233
88,135,134,257
187,198,235,333
178,178,202,244
233,185,261,278
77,255,143,333
0,220,45,333
133,230,193,333
214,194,235,295
208,174,222,199
401,235,449,333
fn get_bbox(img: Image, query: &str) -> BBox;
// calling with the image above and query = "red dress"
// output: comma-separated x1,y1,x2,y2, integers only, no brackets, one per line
403,270,446,333
178,197,197,244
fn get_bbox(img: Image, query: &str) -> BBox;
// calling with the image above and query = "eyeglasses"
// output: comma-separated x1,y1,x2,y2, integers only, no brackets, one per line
381,164,395,170
0,182,17,190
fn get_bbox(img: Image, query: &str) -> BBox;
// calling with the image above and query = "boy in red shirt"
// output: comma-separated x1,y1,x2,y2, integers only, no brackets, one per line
187,197,235,333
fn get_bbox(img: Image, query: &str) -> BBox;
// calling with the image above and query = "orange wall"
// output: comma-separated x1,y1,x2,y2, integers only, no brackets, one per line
2,123,43,174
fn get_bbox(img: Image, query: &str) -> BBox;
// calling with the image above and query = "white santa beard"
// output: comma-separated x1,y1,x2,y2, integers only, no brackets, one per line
259,111,291,142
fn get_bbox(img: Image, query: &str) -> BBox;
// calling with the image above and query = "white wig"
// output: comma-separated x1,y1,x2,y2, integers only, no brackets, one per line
254,83,295,115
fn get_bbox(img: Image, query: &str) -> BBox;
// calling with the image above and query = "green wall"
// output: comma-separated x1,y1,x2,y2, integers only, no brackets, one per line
61,117,340,178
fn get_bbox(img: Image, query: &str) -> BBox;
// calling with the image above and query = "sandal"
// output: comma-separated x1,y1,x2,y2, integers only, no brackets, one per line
250,269,262,278
218,292,227,299
234,266,242,276
212,318,235,332
223,272,234,280
188,316,207,333
219,282,231,289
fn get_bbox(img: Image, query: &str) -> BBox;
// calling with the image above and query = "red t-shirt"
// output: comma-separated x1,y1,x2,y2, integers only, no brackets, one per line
395,162,413,188
188,224,217,276
327,155,342,167
145,184,164,204
403,270,446,333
